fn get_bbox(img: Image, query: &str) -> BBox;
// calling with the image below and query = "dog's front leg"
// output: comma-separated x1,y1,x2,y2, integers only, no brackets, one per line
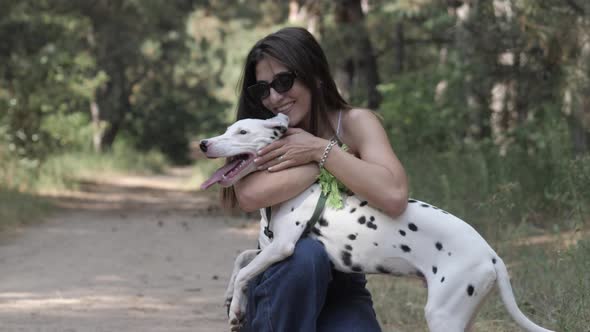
228,238,299,330
224,249,260,314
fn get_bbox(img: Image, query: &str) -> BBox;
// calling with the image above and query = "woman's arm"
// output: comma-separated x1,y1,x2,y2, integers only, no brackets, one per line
236,108,408,217
320,109,408,217
233,163,320,212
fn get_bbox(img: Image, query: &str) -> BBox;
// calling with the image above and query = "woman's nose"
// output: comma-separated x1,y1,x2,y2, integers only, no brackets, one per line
267,87,283,104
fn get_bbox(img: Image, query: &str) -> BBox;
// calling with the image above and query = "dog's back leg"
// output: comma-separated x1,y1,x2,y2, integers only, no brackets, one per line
424,262,497,332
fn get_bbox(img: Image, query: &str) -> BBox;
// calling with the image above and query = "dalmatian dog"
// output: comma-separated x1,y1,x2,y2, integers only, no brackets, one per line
199,113,554,332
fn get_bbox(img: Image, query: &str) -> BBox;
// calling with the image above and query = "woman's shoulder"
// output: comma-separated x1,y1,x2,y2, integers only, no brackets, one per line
341,107,383,132
339,108,385,153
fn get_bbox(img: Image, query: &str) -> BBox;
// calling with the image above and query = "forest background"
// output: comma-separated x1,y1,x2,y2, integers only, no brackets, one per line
1,0,589,331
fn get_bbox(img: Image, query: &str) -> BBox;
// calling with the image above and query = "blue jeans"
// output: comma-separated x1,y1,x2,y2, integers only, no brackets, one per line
241,237,382,332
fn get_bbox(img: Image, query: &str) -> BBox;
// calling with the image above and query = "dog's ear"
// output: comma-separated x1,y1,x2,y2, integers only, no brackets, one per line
275,125,287,134
263,122,287,134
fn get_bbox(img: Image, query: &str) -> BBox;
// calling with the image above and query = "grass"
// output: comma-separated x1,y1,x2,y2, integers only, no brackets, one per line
0,141,169,232
34,144,167,193
0,189,53,232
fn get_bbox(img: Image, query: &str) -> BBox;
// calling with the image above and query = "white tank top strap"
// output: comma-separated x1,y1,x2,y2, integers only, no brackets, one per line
335,110,343,141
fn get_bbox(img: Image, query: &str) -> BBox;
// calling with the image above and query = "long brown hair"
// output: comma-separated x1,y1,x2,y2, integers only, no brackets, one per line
221,27,350,210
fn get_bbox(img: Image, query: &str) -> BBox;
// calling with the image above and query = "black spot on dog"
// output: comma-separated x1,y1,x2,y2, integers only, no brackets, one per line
373,242,378,246
408,199,417,203
312,227,322,237
399,230,406,236
270,136,276,140
441,277,445,283
420,203,429,208
295,221,300,226
370,216,375,222
467,285,475,296
358,216,366,225
351,265,363,272
435,242,443,251
341,251,352,266
273,130,279,137
492,258,497,264
408,223,418,232
367,222,377,230
291,207,295,212
345,244,353,251
348,234,357,240
360,201,368,207
376,265,391,274
401,245,411,252
319,218,329,227
350,208,357,213
432,266,438,274
448,252,452,256
392,244,397,248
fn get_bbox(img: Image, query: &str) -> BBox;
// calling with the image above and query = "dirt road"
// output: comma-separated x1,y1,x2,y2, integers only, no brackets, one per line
0,168,258,332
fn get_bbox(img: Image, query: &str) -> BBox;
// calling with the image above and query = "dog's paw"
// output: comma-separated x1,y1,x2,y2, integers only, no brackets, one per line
224,297,232,317
228,309,244,331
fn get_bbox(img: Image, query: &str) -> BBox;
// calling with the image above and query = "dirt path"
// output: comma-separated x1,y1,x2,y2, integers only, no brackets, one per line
0,167,258,332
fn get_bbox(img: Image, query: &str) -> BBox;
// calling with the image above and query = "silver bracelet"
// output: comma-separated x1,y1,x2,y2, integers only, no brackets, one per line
318,138,338,169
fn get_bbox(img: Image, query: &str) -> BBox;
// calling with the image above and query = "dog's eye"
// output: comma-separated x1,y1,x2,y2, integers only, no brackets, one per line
239,130,248,135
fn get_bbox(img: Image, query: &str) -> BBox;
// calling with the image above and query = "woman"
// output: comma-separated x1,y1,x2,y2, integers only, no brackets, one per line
222,27,408,332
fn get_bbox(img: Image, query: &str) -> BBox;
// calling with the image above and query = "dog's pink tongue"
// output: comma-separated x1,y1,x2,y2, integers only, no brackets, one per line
200,160,240,190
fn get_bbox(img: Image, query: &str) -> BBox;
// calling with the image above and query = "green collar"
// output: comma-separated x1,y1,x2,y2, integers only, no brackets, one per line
264,192,327,239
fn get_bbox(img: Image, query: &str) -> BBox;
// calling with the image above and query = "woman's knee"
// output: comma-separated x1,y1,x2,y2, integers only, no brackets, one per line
266,237,331,280
291,237,330,269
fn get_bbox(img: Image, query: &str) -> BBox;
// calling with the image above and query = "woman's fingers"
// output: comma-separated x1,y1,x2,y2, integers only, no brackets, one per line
257,140,285,156
255,148,286,170
267,158,294,172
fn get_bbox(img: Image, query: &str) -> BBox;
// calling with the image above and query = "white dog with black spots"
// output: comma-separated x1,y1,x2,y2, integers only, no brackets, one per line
199,113,554,332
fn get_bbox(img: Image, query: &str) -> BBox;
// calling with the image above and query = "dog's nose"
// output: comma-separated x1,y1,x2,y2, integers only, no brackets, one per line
199,140,208,152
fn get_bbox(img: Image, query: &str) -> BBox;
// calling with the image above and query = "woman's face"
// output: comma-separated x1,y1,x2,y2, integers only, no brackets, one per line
255,56,312,129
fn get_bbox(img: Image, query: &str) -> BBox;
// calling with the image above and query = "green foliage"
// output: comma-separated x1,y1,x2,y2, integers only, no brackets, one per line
0,0,229,168
378,66,468,153
34,140,166,192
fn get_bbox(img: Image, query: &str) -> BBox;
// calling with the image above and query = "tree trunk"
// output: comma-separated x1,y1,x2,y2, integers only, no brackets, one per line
455,0,489,140
288,0,322,38
394,22,405,74
333,0,381,109
87,4,134,152
565,17,590,156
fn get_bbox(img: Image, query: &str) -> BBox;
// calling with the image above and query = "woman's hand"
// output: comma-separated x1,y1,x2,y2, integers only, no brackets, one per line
254,128,327,172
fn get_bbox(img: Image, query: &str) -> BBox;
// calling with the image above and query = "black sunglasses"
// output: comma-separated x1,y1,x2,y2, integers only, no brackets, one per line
247,71,297,101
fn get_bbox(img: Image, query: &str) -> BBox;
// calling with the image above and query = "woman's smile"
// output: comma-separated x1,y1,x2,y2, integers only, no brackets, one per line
275,101,295,114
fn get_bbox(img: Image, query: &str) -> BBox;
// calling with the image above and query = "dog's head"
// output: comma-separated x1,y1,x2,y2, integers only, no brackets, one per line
199,113,289,189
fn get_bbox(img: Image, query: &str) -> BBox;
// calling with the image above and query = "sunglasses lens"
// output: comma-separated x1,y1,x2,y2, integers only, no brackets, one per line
247,83,269,100
247,72,296,101
272,73,295,93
